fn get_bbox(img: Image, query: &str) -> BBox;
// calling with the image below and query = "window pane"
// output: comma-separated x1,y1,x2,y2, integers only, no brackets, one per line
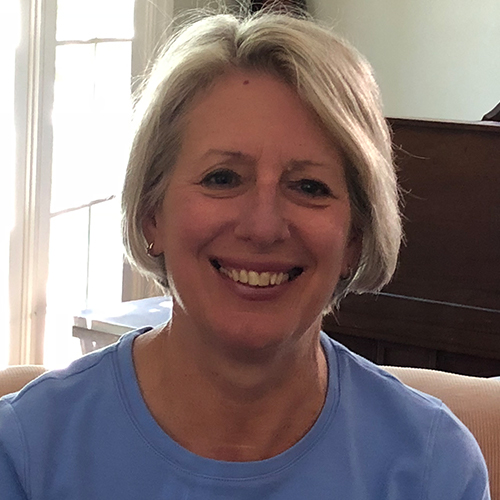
51,44,95,212
56,0,97,42
51,42,132,213
87,199,123,310
53,44,95,114
56,0,135,42
95,42,132,111
51,113,97,212
93,41,133,201
45,209,90,368
96,0,135,39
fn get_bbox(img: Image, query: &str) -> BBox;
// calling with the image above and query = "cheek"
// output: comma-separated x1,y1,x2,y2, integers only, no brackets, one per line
163,193,231,253
301,212,353,267
302,209,351,245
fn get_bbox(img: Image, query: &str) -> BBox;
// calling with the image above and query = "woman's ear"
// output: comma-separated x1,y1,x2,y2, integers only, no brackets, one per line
142,212,157,241
142,211,161,256
341,229,362,279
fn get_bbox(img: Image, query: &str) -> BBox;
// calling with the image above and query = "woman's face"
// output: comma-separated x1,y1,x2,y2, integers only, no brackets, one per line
145,70,360,355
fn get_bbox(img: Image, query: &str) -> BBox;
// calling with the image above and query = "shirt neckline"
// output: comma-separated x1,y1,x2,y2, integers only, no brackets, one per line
114,328,340,480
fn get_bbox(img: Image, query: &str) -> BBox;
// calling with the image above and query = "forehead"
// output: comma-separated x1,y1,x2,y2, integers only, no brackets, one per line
177,69,344,167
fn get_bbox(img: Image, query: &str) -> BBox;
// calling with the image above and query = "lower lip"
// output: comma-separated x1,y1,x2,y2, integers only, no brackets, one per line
214,268,294,301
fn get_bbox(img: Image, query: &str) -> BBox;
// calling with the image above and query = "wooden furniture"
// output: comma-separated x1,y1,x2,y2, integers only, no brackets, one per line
324,117,500,377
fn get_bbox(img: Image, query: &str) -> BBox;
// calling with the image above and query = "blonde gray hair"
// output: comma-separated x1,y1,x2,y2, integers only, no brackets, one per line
122,10,402,308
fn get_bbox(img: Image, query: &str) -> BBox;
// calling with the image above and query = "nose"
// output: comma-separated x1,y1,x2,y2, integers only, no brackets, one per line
234,180,290,248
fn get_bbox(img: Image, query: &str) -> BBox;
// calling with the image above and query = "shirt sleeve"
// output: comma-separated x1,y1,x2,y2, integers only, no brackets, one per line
425,403,490,500
0,399,29,500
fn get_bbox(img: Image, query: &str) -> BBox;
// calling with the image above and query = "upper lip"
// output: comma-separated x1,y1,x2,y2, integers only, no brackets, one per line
210,257,304,273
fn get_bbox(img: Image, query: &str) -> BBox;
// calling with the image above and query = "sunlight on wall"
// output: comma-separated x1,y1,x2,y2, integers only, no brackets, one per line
0,1,20,367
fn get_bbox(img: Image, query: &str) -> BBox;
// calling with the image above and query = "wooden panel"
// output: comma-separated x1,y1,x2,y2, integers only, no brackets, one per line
327,329,500,377
390,118,500,309
436,351,500,378
324,293,500,360
381,342,437,369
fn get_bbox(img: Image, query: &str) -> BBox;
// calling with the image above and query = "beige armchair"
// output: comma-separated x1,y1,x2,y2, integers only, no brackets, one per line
0,365,47,399
384,366,500,500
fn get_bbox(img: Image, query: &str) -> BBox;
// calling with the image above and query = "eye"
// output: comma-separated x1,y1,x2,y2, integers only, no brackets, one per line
288,179,333,198
199,168,242,189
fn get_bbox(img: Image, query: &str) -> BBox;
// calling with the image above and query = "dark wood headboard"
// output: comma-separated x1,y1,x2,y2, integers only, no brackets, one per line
323,117,500,377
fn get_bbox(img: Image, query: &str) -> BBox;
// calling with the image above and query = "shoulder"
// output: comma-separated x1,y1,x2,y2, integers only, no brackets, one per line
0,328,147,442
0,337,118,451
0,350,118,498
424,405,490,499
322,333,448,458
322,332,444,415
2,342,117,413
323,333,478,434
321,333,490,499
0,329,148,496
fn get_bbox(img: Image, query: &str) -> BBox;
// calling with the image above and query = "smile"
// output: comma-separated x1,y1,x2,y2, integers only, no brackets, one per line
210,259,303,287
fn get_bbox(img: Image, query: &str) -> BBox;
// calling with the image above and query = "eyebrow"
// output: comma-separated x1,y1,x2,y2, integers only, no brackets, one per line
201,149,255,164
286,159,333,171
202,150,333,170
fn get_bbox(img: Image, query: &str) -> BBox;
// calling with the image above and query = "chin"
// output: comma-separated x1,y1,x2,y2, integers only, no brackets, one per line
206,311,320,360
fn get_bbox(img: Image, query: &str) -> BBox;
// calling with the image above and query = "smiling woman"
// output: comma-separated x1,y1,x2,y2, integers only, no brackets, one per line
0,8,491,500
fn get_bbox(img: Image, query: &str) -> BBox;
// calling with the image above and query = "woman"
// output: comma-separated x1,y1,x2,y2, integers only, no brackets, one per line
0,11,490,499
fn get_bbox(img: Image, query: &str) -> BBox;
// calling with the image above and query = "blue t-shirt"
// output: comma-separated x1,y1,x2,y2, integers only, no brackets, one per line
0,329,490,499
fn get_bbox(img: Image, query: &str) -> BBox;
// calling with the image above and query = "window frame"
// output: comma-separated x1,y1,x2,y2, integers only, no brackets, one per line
9,0,172,365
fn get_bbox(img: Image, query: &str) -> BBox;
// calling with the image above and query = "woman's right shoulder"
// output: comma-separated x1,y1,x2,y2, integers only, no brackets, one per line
0,346,120,497
0,327,150,418
0,338,123,427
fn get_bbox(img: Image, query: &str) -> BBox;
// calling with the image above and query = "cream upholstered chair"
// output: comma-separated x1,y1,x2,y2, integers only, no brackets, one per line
384,366,500,500
0,365,47,398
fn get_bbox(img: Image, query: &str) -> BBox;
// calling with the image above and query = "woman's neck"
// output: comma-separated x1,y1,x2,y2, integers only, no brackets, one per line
133,320,328,461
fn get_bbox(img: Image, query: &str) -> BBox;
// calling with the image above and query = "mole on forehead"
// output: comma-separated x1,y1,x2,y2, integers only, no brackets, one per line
243,79,250,85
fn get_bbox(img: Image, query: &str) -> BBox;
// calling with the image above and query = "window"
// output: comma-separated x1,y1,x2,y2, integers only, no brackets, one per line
0,2,20,367
6,0,172,368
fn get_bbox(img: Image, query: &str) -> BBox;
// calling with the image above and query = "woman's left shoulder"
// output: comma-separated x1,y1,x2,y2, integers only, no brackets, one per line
323,333,444,413
322,334,491,499
424,403,490,499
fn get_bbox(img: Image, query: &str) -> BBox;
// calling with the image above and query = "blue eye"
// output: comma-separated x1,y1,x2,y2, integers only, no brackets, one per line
200,169,242,189
289,179,333,198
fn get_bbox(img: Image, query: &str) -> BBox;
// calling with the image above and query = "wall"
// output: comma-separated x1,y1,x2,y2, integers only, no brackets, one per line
309,0,500,121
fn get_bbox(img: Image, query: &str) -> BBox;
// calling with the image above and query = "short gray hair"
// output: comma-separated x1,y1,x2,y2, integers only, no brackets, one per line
122,10,402,308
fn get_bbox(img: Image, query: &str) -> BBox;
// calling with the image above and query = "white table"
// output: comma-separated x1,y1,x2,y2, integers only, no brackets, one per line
73,296,172,354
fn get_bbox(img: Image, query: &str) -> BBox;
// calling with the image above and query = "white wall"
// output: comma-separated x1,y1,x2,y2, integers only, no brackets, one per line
309,0,500,121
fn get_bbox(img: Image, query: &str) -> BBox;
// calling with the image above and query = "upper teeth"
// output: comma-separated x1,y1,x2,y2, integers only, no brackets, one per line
219,266,289,287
